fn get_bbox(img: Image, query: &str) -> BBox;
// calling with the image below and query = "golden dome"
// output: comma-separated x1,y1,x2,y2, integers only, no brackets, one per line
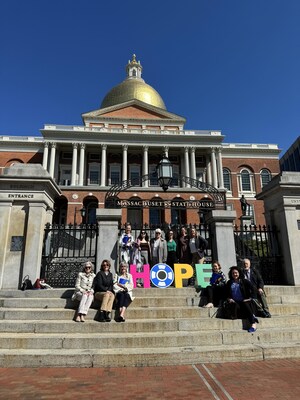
100,55,166,110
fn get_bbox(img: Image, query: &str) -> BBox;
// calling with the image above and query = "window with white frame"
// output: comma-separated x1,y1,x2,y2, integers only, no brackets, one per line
129,165,140,186
223,168,232,191
109,164,121,185
239,168,254,192
59,165,71,186
260,169,271,188
88,163,100,185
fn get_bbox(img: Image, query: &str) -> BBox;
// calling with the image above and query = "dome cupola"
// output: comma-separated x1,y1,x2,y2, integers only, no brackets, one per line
100,55,166,110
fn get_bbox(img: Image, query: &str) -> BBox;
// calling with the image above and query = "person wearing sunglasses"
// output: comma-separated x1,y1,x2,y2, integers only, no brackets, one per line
150,228,167,266
93,259,115,322
72,261,96,322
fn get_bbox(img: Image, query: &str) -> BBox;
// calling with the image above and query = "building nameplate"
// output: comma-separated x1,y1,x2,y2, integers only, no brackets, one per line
8,194,34,199
116,199,215,209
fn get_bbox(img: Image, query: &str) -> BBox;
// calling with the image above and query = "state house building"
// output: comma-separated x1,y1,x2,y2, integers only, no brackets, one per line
0,55,280,227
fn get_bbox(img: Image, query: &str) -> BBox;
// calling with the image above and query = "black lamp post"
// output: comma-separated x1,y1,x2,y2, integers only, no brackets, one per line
156,154,173,191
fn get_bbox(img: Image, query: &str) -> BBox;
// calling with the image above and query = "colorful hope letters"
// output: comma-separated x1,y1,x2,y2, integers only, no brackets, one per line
129,263,212,288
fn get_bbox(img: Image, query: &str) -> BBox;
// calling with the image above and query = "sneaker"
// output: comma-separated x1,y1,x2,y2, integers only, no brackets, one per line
205,303,214,308
248,327,257,333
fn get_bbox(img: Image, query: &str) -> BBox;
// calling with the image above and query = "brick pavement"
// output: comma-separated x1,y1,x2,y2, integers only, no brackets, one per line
0,359,300,399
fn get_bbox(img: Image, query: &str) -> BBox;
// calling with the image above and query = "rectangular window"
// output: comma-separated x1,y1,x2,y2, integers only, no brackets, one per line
59,166,71,185
88,163,100,185
149,164,158,186
170,165,179,187
129,165,140,186
110,165,121,185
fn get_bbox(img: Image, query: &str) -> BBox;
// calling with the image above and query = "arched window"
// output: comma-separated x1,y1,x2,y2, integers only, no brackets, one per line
223,168,231,191
260,169,271,188
239,168,254,192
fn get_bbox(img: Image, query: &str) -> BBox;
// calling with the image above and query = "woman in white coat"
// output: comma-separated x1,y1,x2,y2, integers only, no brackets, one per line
73,261,96,322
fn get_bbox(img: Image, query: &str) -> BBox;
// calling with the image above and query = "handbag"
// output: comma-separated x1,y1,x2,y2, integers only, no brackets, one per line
21,275,33,291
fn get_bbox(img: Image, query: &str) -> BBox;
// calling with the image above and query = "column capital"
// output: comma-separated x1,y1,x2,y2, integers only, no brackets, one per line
184,146,190,153
80,143,86,150
101,144,107,151
211,147,216,154
122,144,128,151
72,142,78,149
143,145,149,152
50,142,57,149
44,141,49,148
190,146,195,153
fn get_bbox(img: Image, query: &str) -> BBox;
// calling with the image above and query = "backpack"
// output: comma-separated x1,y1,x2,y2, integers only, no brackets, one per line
21,275,33,291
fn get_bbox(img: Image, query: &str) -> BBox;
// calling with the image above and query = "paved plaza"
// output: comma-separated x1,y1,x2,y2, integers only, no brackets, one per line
1,359,299,399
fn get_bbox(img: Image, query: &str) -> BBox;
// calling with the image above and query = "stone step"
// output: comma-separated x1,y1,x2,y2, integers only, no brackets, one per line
1,302,300,320
1,342,300,368
1,326,300,350
1,314,300,334
0,288,196,299
0,296,189,309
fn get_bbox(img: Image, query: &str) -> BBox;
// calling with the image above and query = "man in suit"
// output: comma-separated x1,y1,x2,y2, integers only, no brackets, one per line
243,258,271,318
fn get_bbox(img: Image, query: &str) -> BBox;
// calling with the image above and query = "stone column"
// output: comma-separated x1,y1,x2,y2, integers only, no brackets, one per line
78,143,86,186
206,157,212,185
122,145,128,181
96,209,122,275
49,142,56,178
42,142,49,170
0,202,12,289
190,147,196,180
217,147,224,189
205,210,237,278
71,143,78,186
143,145,149,188
211,148,218,188
184,147,190,188
100,144,107,187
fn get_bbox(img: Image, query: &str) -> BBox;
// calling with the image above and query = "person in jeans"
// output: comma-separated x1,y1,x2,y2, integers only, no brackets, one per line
93,259,115,322
73,261,96,322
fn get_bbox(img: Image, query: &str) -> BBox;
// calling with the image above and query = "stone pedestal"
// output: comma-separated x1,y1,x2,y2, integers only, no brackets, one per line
0,164,61,289
205,209,237,277
96,209,122,275
257,172,300,285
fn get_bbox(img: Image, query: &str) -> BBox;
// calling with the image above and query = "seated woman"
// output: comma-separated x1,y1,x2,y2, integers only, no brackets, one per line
73,261,96,322
113,262,134,322
93,259,115,322
203,260,226,308
225,266,259,333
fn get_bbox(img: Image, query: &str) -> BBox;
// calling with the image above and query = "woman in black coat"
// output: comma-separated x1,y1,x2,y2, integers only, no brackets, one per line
93,259,115,322
225,266,258,333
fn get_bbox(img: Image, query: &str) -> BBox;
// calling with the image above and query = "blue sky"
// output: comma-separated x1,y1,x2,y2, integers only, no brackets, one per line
1,0,299,155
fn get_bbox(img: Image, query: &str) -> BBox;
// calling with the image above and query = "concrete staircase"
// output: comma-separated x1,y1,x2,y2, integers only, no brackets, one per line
0,286,300,367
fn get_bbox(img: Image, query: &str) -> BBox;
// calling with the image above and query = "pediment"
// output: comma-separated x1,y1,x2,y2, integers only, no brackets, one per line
82,99,186,124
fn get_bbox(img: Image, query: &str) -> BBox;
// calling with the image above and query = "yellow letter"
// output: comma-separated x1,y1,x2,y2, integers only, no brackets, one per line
174,264,194,288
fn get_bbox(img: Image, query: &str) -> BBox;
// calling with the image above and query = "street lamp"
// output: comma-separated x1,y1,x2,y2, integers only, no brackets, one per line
156,154,173,191
74,207,86,224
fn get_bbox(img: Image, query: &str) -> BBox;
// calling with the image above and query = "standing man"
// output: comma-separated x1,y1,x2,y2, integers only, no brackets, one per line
243,258,271,318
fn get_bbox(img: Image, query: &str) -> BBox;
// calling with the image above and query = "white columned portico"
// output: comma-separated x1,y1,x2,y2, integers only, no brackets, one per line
78,143,85,186
42,142,49,171
71,143,78,186
184,147,190,187
100,144,107,187
49,142,56,179
143,145,149,188
211,148,218,188
217,147,224,189
122,145,128,181
190,147,196,180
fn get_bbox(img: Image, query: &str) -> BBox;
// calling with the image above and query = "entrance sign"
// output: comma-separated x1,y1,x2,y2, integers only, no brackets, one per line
130,263,212,288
